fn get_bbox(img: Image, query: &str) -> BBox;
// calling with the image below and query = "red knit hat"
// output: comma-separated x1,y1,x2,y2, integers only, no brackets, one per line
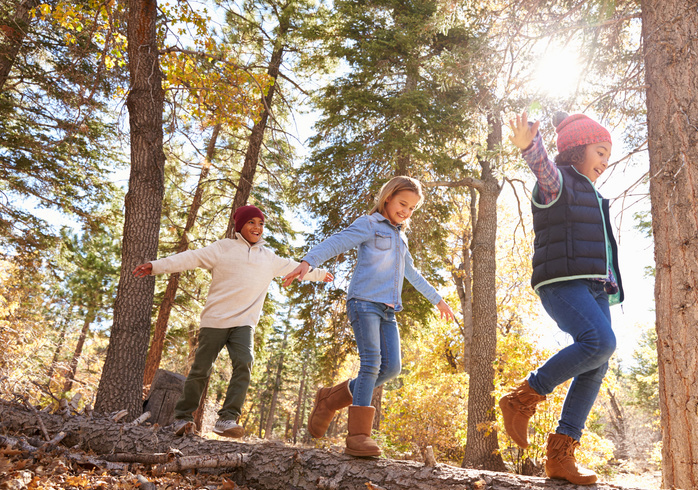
233,205,265,233
554,112,612,154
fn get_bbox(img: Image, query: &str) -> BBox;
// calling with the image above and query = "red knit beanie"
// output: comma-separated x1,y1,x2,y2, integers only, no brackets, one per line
554,112,612,154
233,205,265,233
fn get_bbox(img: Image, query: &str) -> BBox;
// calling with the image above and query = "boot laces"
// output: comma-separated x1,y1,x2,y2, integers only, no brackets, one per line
551,437,579,464
511,385,543,416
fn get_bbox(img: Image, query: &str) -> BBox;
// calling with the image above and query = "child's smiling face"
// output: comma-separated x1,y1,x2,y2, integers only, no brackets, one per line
382,190,420,225
240,217,264,244
575,141,612,183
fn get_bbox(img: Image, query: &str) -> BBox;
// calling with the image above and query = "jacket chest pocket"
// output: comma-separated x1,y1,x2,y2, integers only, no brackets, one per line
375,231,392,251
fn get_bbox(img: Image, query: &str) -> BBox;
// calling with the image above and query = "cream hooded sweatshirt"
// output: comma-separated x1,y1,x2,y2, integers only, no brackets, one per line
150,233,328,329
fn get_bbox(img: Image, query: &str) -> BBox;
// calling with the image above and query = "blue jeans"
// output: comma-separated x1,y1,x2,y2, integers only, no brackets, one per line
346,298,401,406
528,279,615,441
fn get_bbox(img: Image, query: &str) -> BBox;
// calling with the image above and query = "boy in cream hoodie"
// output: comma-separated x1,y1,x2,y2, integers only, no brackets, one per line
133,205,332,437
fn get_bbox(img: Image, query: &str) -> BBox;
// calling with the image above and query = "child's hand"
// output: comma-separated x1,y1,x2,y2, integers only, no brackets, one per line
323,271,334,282
282,261,310,287
436,300,456,322
133,263,153,277
508,111,540,150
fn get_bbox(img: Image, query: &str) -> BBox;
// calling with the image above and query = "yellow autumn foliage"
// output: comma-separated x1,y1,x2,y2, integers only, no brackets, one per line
381,317,469,464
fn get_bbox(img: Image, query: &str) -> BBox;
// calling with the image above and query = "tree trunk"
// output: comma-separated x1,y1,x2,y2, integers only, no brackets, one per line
63,307,96,392
264,331,288,439
0,0,41,92
371,385,383,431
94,0,165,419
225,19,288,238
641,2,698,488
142,124,221,388
451,198,475,374
47,318,69,382
462,114,505,471
1,402,649,490
292,362,307,443
142,369,186,427
605,388,628,461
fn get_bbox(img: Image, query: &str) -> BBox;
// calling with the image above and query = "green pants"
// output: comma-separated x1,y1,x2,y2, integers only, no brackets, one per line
174,326,254,422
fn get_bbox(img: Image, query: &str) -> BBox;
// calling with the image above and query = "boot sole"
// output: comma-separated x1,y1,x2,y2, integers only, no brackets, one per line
345,448,381,458
213,427,245,438
545,473,597,485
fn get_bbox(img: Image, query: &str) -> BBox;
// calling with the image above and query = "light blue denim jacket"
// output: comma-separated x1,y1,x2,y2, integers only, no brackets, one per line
302,213,442,312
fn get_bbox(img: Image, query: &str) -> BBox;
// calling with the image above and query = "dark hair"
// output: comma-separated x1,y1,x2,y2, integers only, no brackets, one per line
554,145,586,167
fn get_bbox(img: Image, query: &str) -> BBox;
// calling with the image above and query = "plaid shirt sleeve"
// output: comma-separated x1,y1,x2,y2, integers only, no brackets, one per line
522,131,560,204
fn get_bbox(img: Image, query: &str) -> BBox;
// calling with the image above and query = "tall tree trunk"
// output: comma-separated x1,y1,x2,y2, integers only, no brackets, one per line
292,363,307,444
94,0,165,419
143,124,221,388
452,190,476,374
225,20,288,238
462,114,505,471
641,2,698,488
264,331,288,439
63,307,97,392
0,0,40,92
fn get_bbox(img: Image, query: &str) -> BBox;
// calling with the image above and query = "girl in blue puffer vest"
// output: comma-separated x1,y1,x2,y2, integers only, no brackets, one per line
500,111,624,485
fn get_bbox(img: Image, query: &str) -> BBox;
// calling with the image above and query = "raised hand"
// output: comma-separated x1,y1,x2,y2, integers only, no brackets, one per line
508,111,540,150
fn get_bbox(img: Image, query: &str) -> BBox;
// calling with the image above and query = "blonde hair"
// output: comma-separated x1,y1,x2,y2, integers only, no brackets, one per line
369,176,424,227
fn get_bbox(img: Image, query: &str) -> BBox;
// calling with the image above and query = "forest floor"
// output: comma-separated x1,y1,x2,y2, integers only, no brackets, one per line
1,428,662,490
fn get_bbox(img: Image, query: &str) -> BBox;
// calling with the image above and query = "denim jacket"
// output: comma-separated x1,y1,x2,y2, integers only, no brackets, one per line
302,213,441,312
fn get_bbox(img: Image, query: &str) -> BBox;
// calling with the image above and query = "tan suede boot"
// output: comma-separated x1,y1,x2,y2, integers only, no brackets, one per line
344,405,381,457
498,379,546,448
308,380,353,438
545,433,598,485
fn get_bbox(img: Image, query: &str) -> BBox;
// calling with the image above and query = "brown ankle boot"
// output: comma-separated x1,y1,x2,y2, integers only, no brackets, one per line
345,405,381,457
498,379,546,448
545,433,597,485
308,380,353,438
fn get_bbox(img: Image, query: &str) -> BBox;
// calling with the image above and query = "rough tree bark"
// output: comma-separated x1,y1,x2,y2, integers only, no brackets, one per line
94,0,165,419
641,1,698,489
0,402,649,490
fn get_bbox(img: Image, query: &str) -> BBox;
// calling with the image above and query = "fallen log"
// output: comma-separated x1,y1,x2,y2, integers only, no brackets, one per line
0,400,652,490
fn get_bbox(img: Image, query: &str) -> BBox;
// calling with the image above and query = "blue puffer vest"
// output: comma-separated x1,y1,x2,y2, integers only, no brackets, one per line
531,166,624,304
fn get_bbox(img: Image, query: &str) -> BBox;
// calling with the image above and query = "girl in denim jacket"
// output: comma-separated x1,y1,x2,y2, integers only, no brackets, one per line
283,176,455,457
